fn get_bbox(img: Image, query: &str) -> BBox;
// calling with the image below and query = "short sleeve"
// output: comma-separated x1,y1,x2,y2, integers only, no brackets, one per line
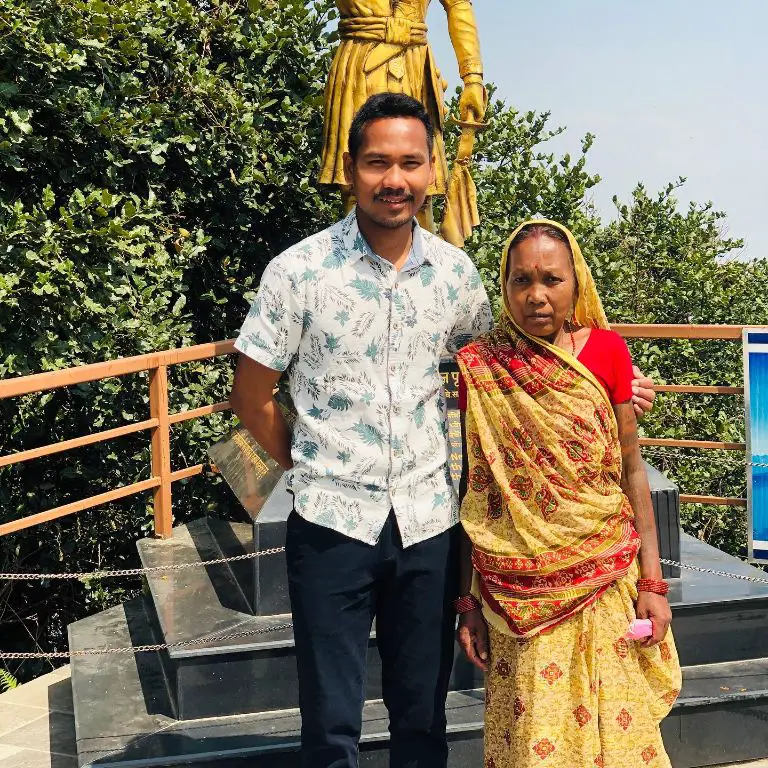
445,260,493,355
234,256,303,372
610,334,634,405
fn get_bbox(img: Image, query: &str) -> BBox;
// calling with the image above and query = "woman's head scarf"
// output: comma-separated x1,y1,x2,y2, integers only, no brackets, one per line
500,218,610,331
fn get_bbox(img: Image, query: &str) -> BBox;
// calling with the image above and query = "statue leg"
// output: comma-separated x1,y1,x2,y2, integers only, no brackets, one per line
417,196,436,233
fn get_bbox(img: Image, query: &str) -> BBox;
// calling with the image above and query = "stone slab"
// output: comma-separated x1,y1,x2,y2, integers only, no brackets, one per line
137,519,253,657
68,598,175,759
670,535,768,606
0,748,77,768
676,658,768,707
1,711,76,756
0,702,48,738
0,665,72,711
75,689,482,767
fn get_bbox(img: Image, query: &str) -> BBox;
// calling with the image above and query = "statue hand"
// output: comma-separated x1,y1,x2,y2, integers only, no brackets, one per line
459,80,487,124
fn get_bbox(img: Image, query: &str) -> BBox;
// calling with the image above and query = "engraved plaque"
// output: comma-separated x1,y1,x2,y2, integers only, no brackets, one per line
439,358,463,492
207,387,295,520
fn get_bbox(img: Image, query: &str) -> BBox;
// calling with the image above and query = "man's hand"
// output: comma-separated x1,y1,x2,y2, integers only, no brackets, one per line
457,608,489,671
635,592,672,647
631,365,656,418
459,80,486,124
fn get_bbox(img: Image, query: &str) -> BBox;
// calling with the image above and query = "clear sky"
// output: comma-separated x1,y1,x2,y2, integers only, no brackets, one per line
426,0,768,260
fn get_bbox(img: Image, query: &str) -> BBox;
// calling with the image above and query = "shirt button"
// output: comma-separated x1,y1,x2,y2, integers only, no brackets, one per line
389,364,397,374
392,321,401,331
393,405,401,415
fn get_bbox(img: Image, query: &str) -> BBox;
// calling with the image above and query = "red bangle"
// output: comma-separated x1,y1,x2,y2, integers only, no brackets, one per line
636,578,669,596
454,594,481,614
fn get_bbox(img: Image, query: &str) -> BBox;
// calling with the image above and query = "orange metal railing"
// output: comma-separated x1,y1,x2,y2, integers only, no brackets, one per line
0,339,236,538
0,325,758,538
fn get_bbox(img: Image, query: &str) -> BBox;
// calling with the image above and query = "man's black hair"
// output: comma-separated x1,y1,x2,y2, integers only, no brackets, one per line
347,93,434,161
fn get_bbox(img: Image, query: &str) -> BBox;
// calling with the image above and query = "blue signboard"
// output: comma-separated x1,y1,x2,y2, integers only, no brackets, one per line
744,329,768,561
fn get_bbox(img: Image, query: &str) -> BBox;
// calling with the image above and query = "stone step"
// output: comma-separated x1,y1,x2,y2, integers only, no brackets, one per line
134,516,768,720
68,597,176,767
663,657,768,768
667,536,768,666
141,516,768,667
67,595,481,768
136,518,483,718
69,593,768,768
137,517,254,649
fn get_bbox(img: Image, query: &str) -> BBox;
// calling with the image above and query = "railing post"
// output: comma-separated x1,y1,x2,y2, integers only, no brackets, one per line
149,364,173,538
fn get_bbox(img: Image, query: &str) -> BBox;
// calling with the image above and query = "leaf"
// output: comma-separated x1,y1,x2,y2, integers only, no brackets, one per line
328,393,352,411
349,421,384,451
348,277,381,305
172,295,186,315
0,670,18,691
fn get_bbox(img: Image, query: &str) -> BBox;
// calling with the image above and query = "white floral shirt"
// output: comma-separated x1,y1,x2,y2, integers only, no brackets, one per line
235,211,492,547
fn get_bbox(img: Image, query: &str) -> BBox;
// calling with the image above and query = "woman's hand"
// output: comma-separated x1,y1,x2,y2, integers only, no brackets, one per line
457,608,489,671
636,592,672,647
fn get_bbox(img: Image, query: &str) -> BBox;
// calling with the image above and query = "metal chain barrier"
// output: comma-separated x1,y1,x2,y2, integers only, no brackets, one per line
0,546,286,581
0,622,294,660
660,557,768,585
2,553,767,660
0,545,292,659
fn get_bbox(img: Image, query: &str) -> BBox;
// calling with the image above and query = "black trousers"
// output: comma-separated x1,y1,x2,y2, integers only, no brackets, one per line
286,510,459,768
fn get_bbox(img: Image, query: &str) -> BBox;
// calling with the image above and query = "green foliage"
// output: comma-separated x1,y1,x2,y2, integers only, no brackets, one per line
451,98,767,558
1,0,765,682
586,182,768,555
0,668,19,691
0,0,338,681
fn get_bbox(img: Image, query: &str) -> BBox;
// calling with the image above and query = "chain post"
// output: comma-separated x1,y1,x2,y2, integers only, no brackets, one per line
149,364,172,538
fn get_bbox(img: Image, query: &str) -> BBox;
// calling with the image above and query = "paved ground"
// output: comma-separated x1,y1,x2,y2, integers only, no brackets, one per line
0,665,76,768
1,665,768,768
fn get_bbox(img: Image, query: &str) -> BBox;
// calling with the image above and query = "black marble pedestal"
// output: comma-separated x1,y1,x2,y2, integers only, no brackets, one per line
66,365,768,767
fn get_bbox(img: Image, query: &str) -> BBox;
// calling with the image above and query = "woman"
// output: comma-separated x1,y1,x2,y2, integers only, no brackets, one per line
455,220,681,768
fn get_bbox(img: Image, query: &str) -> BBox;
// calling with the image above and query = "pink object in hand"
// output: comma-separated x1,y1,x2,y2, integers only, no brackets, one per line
625,618,653,640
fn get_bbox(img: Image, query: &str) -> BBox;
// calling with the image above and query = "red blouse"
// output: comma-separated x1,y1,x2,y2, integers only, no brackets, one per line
457,328,634,409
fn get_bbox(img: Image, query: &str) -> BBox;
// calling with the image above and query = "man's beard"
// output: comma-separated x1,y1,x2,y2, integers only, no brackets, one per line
366,189,417,228
367,211,414,229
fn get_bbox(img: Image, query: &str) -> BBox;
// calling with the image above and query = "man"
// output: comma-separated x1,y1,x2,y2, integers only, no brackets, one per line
319,0,486,235
232,93,488,768
230,93,655,768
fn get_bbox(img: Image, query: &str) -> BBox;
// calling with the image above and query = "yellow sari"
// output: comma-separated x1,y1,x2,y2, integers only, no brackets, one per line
457,220,681,768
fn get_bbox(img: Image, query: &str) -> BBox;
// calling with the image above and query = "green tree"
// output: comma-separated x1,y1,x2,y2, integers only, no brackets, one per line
0,0,338,680
1,0,765,682
588,182,768,554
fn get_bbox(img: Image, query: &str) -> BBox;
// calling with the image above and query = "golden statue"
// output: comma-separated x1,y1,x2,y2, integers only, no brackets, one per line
319,0,486,247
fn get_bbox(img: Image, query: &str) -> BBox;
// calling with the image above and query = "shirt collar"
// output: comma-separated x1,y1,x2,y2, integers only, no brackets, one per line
341,209,432,269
